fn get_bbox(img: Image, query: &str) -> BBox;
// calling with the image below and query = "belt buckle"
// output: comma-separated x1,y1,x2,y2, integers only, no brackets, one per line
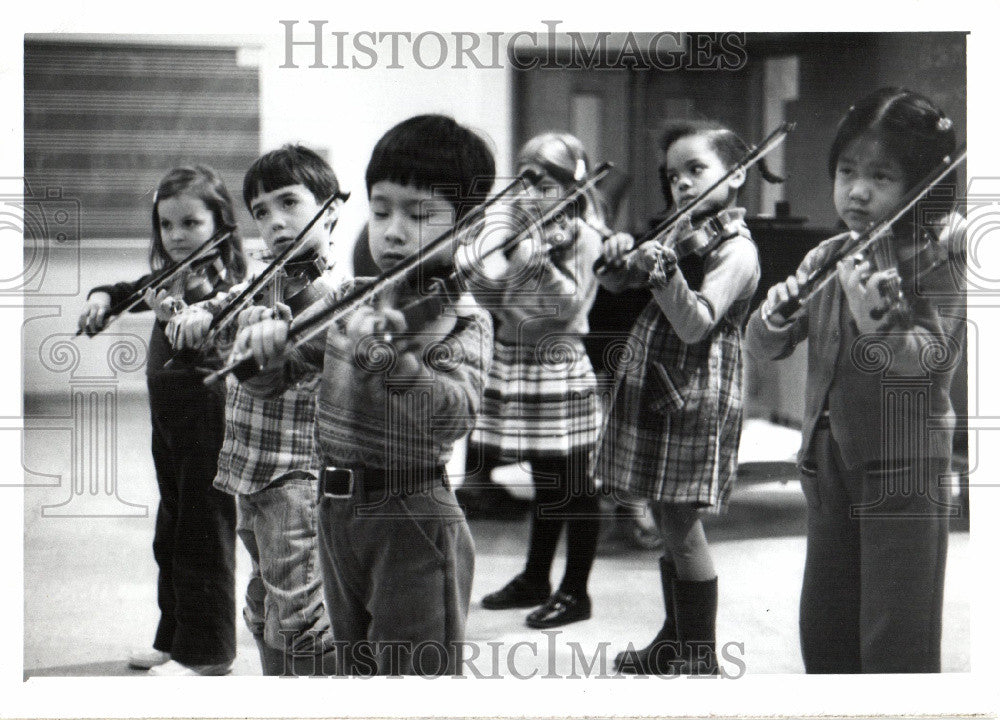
321,467,355,499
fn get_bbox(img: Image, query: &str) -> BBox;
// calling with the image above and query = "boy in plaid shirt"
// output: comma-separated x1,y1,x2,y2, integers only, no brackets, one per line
234,115,495,675
167,145,346,675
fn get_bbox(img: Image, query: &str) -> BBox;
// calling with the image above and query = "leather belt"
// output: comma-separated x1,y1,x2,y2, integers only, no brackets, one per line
318,464,447,501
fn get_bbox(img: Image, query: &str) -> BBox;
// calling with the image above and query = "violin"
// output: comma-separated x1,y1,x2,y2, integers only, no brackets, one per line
256,249,331,316
77,224,235,337
196,190,349,352
205,165,612,385
593,122,794,273
865,215,965,324
766,146,966,327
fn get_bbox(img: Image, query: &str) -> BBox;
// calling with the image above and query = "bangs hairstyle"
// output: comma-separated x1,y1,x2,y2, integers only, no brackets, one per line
828,87,958,193
516,132,607,226
243,144,341,210
365,114,496,221
151,165,248,282
658,119,783,210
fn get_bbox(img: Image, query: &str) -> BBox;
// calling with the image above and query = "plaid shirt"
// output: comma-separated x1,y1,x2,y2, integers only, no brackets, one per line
270,278,494,471
592,225,758,510
214,373,322,494
208,270,336,495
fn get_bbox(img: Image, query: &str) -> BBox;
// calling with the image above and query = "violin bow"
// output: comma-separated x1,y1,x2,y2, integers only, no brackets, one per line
196,190,350,351
593,121,796,272
767,145,967,325
204,165,614,385
76,224,236,337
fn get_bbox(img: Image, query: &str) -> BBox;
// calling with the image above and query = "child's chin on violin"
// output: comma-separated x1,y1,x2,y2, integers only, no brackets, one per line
746,87,966,674
594,119,781,677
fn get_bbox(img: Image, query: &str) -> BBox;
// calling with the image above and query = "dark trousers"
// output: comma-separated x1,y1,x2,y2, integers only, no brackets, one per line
148,377,236,665
317,477,474,676
799,427,951,673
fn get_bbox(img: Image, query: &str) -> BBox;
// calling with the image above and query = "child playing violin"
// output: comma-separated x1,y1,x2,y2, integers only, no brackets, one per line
167,145,346,676
78,165,247,675
469,133,605,630
746,88,966,673
233,115,495,676
596,120,781,675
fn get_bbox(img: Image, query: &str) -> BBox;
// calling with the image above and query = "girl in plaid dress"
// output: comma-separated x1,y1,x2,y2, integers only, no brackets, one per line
595,121,780,675
470,133,605,629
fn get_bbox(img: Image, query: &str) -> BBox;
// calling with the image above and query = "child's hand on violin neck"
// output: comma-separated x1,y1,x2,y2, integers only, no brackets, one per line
631,240,677,277
347,303,407,345
237,303,292,328
346,298,458,369
143,287,186,324
600,232,635,266
837,255,900,334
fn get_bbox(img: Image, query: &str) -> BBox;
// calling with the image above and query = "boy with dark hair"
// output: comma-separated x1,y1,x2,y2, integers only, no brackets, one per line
234,115,496,675
167,144,347,676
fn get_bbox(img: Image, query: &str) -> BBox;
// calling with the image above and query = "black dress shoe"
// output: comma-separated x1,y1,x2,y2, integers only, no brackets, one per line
481,574,551,610
525,591,592,629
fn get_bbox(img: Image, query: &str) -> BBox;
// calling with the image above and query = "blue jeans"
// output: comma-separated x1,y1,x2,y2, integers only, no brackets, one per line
237,472,334,655
317,478,475,675
798,427,952,673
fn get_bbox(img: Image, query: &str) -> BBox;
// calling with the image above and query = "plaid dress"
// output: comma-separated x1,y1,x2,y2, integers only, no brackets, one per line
469,219,603,462
469,337,602,461
592,232,756,512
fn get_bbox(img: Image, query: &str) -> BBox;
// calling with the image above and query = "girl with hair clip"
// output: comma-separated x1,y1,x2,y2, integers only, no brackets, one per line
78,165,246,675
470,132,607,629
746,88,966,673
596,120,782,675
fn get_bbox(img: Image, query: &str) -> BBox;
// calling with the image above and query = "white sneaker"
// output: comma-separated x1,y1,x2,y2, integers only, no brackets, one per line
147,659,233,676
127,648,171,670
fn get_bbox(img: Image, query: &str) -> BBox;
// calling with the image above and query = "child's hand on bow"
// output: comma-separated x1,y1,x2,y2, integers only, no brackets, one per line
166,305,214,350
600,232,635,266
761,263,812,327
237,303,292,329
78,292,112,335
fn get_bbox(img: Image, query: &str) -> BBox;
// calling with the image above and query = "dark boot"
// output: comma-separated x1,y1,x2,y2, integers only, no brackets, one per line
615,557,680,674
673,576,720,676
253,634,287,676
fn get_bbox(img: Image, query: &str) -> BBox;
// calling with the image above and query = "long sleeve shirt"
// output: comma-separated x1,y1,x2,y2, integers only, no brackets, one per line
745,214,967,469
248,278,493,471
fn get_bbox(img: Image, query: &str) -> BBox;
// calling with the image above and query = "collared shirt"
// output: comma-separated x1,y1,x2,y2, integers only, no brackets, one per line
207,269,337,495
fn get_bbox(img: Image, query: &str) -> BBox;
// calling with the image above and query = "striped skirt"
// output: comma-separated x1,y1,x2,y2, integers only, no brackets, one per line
470,337,602,462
